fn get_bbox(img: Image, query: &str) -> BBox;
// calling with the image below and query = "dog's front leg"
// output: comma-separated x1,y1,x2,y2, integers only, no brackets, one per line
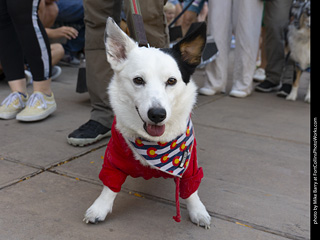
286,68,302,101
304,81,310,103
83,186,117,224
185,191,211,229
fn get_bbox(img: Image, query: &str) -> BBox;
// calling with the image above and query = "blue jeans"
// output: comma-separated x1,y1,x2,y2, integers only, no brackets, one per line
55,0,85,54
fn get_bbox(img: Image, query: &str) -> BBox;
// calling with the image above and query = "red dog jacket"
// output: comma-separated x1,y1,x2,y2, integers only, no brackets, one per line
99,118,204,221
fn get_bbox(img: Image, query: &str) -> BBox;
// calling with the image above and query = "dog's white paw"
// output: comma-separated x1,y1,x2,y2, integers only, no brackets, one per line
304,94,310,103
188,206,211,229
83,186,117,224
305,84,310,103
186,191,211,229
83,200,110,223
286,86,298,101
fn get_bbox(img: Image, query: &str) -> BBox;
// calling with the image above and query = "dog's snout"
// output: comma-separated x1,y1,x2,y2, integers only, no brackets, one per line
148,108,166,124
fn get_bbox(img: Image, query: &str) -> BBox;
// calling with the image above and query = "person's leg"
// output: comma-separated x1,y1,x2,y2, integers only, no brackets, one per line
0,0,55,121
230,0,263,97
197,0,208,22
181,10,197,36
50,43,65,66
255,0,292,93
84,0,121,127
180,0,206,36
67,0,121,146
125,0,169,48
201,0,232,95
0,0,27,94
7,0,56,121
39,0,58,28
0,0,28,120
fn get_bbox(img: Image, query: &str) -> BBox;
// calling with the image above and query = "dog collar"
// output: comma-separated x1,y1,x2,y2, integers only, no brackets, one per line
129,118,194,178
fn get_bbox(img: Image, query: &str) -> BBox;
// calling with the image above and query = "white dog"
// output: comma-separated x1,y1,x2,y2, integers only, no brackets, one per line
83,18,211,229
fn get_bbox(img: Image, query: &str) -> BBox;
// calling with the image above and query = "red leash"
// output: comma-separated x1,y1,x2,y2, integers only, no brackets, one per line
173,177,181,222
128,0,148,47
132,0,138,14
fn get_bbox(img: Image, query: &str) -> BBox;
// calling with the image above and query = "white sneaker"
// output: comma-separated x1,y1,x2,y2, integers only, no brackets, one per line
0,92,29,119
51,66,62,80
253,68,266,82
24,70,33,85
16,91,57,122
229,89,249,98
198,87,217,96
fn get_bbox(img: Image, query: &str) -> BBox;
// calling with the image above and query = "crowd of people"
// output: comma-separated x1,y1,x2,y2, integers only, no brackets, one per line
0,0,309,146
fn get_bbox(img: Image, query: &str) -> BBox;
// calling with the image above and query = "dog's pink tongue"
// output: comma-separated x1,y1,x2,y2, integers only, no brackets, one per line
146,124,165,137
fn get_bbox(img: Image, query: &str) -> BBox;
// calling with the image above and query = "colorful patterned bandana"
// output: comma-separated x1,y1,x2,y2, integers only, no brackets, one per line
129,118,194,178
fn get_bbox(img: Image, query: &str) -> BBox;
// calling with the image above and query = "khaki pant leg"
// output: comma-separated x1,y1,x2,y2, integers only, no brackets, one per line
124,0,169,48
83,0,122,128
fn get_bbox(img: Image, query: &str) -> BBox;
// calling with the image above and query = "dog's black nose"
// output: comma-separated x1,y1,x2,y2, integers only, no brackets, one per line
148,108,166,124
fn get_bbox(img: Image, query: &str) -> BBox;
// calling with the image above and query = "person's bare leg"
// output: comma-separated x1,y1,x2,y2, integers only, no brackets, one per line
33,79,52,96
181,11,197,36
8,78,27,95
51,43,65,66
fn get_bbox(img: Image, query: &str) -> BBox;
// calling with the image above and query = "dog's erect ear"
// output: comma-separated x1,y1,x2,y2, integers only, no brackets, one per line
173,22,207,66
105,17,137,69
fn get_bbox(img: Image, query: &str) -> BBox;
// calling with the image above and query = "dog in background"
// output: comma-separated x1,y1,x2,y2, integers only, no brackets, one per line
286,0,311,103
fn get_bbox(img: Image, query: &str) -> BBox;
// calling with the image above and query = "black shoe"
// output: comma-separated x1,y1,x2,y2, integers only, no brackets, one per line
255,80,281,93
67,120,111,146
277,84,292,98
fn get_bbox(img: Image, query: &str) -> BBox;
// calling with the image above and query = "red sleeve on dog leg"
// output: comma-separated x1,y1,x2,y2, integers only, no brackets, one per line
179,167,203,199
98,123,129,193
99,160,127,193
179,138,204,199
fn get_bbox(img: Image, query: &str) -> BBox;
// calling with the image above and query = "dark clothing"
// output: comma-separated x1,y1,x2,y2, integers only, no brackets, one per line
0,0,51,81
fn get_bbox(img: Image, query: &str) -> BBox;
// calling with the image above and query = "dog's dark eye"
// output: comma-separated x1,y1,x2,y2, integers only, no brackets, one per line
166,77,177,86
133,77,145,85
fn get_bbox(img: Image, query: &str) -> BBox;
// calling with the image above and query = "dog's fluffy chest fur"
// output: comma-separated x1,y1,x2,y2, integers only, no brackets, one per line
288,25,310,70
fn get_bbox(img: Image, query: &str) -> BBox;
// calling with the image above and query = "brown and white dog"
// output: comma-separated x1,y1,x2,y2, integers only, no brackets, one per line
286,0,311,103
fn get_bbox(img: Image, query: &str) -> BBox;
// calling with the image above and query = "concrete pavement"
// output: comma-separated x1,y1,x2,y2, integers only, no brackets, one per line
0,59,310,240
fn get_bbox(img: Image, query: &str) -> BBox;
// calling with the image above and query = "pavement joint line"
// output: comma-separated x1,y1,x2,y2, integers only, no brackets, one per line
44,170,308,240
0,155,45,171
44,142,108,171
195,122,309,146
0,169,44,191
47,168,102,186
0,143,108,190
